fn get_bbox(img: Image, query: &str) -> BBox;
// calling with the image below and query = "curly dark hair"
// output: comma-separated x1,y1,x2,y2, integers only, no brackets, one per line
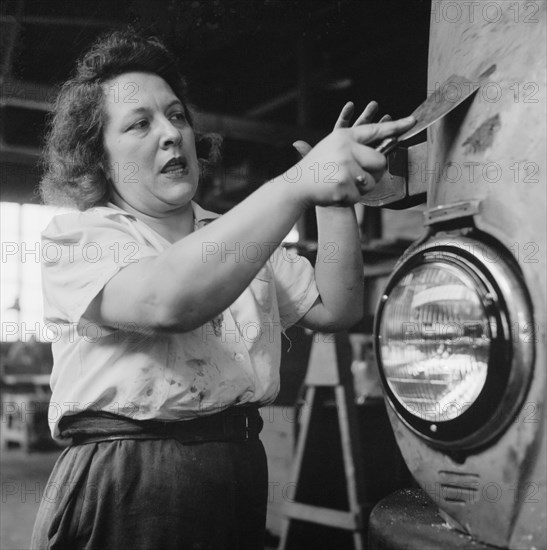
40,28,221,210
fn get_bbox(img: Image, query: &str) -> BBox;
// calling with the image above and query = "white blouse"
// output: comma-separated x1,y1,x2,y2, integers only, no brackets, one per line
41,201,319,440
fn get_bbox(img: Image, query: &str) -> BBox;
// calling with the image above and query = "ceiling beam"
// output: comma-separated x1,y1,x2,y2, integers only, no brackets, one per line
0,14,119,28
0,142,40,166
1,79,324,163
1,0,25,81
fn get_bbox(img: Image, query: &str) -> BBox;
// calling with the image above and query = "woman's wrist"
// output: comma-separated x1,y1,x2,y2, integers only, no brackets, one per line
268,172,312,212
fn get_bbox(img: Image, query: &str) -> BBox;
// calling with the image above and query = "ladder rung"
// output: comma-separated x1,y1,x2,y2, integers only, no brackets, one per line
283,501,363,530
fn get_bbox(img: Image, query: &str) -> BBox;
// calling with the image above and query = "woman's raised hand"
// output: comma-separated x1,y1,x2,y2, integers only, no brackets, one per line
287,101,415,207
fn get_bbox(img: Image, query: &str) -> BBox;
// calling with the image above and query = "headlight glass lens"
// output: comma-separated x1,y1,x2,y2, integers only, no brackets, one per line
379,262,490,421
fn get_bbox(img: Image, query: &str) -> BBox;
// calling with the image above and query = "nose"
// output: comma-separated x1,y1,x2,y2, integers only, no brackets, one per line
159,117,182,149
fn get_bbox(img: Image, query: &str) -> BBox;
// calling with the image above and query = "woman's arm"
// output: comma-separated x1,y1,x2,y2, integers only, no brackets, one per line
89,114,414,333
296,102,392,331
299,205,364,331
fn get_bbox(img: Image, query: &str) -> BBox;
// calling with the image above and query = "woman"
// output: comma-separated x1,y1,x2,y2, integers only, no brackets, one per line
31,29,414,550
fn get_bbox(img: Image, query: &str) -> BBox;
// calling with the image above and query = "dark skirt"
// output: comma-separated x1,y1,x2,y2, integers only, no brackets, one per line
30,435,268,550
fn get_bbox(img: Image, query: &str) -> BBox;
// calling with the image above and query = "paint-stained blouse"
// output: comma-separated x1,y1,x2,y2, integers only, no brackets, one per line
41,202,319,440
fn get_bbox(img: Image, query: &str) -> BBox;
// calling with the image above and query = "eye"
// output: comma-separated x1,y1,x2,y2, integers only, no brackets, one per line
170,111,187,123
128,119,149,131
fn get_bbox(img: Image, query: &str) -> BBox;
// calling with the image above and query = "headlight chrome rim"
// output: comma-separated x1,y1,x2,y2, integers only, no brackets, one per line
374,235,534,452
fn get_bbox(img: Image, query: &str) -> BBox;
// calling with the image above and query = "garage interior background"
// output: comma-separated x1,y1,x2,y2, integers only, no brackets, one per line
1,0,431,210
1,1,431,546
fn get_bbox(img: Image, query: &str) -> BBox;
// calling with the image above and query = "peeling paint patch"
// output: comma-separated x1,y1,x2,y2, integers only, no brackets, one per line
463,114,501,154
198,389,207,402
186,358,207,369
211,314,223,337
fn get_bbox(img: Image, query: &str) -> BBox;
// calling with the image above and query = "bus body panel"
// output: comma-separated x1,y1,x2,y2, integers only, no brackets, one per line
382,2,546,548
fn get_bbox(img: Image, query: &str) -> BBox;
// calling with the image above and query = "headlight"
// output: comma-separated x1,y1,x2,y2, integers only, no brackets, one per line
380,262,489,420
374,235,534,451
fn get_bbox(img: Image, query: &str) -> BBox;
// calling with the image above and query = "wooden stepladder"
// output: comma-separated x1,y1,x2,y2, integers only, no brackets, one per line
279,332,369,550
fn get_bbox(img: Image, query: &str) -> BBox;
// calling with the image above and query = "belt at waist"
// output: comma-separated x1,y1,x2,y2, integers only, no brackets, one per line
59,406,264,445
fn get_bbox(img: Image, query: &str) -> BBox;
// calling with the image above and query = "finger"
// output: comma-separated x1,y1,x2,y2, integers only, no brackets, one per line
333,186,363,207
351,143,388,176
352,116,416,144
333,102,355,129
292,140,313,158
379,114,392,122
354,172,375,195
352,101,379,127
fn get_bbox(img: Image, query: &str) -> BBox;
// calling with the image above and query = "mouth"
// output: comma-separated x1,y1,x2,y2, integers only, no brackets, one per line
161,156,188,175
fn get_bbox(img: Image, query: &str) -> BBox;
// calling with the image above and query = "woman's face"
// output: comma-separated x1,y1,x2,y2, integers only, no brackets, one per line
102,71,199,216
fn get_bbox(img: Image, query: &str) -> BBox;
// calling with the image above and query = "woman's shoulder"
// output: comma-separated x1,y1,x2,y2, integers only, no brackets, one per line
43,203,137,236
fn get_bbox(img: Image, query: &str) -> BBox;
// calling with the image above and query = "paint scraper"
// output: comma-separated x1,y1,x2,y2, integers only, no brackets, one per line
375,72,489,155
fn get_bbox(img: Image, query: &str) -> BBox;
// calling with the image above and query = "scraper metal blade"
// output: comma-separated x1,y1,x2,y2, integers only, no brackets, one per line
376,74,481,155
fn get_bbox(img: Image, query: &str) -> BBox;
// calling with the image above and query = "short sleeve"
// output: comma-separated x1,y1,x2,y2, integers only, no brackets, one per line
41,209,159,326
269,246,319,330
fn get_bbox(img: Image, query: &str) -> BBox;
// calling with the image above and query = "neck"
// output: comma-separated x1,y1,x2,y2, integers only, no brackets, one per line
110,192,194,243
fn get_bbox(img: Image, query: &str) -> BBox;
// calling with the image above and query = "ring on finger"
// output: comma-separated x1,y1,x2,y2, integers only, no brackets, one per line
355,174,368,194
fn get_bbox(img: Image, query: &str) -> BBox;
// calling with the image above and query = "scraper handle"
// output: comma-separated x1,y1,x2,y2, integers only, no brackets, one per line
376,137,399,155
